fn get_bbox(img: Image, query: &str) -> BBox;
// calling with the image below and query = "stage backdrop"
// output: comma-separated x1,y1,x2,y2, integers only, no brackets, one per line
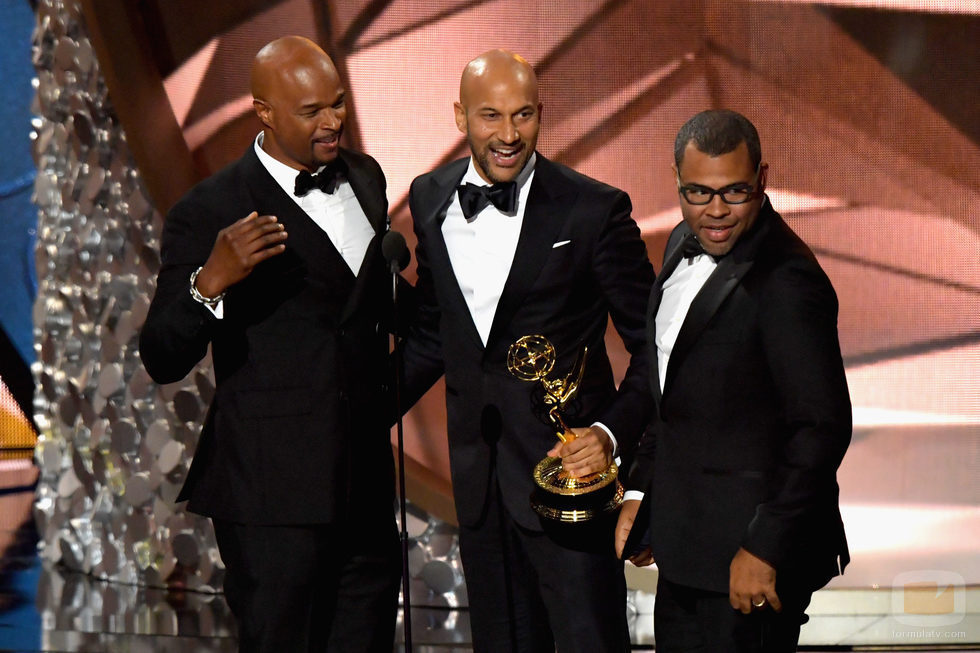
31,0,979,619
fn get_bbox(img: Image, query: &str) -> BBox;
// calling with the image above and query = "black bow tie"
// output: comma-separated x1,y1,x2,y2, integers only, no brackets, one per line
457,181,518,219
681,235,708,259
294,163,344,197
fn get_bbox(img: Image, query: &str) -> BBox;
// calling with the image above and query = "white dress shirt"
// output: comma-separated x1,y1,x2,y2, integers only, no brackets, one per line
203,134,376,318
441,154,536,345
655,251,718,391
623,247,717,504
253,133,375,275
440,154,621,454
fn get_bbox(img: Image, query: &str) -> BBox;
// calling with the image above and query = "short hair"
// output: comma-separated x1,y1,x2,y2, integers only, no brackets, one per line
674,110,761,170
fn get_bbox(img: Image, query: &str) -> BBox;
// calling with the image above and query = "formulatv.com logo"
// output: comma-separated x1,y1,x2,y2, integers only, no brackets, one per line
891,570,966,627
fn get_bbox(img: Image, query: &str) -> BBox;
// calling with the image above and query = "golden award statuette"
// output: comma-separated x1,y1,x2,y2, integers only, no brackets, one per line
507,335,624,523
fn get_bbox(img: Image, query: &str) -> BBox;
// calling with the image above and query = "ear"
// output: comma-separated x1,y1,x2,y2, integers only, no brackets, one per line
758,163,769,193
253,99,272,129
671,163,680,186
453,101,467,134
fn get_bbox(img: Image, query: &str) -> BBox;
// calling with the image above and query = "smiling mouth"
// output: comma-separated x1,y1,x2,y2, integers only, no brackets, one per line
489,144,524,166
701,224,734,242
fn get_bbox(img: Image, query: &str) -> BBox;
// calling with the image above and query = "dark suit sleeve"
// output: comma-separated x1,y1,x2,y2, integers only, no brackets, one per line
139,198,223,384
741,259,852,568
398,179,446,410
591,191,656,456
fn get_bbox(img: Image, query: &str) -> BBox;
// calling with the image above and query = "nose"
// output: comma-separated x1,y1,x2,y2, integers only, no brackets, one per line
319,109,341,131
705,192,730,217
499,117,519,144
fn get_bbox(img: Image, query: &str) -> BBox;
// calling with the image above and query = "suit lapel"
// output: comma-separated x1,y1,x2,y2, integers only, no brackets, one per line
485,156,572,354
339,150,387,324
663,203,774,394
418,158,486,350
241,146,355,283
343,150,386,234
241,146,387,324
664,256,750,393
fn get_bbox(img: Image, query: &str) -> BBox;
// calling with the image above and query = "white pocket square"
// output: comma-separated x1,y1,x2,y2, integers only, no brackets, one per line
552,240,571,249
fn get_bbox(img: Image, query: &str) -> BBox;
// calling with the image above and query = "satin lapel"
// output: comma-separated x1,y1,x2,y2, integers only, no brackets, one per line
343,149,387,234
341,150,387,323
664,256,751,393
648,226,692,405
419,159,485,350
241,147,354,282
485,157,572,354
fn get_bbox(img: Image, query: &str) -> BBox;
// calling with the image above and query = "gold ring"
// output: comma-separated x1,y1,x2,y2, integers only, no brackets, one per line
752,598,766,608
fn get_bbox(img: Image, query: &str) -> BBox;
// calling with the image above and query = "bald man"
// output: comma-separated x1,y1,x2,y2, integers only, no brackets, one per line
140,36,400,652
401,50,655,651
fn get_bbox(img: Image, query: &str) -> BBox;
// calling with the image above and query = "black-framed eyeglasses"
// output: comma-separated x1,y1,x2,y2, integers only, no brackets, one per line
677,164,763,205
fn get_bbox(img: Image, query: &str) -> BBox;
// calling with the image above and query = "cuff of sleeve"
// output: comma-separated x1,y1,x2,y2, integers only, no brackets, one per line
591,421,618,456
623,490,645,502
204,299,224,319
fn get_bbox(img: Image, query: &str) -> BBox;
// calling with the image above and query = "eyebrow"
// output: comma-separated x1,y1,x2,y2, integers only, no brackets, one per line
298,91,346,111
477,103,534,113
684,181,753,189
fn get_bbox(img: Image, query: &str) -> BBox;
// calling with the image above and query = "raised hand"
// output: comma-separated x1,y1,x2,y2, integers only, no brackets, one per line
194,212,287,298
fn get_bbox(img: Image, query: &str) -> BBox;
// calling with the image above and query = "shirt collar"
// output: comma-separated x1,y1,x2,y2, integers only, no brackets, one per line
253,132,330,197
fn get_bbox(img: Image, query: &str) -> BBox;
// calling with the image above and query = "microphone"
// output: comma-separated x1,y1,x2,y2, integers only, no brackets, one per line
382,230,410,274
383,225,413,649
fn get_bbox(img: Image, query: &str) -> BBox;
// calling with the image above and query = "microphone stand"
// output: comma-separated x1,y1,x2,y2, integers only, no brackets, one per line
385,233,412,652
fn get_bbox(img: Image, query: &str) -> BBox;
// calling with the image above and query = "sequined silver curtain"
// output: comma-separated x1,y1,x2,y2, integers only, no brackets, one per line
28,0,470,612
31,0,223,591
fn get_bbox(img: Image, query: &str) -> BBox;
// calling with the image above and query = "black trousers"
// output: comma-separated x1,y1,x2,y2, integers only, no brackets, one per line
457,476,630,653
653,574,812,653
212,513,401,653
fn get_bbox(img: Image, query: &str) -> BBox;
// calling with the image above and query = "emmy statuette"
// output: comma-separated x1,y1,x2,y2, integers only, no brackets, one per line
507,335,624,523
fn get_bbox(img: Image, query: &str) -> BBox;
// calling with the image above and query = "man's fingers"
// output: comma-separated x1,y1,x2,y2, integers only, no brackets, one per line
240,217,285,245
559,436,600,463
254,227,288,251
223,220,287,257
565,457,610,477
225,214,279,238
766,589,782,613
235,211,260,225
628,549,655,567
614,511,634,558
614,500,640,558
248,242,287,265
731,591,752,614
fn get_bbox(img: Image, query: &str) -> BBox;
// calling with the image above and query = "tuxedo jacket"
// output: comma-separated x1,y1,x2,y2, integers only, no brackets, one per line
139,145,395,525
629,201,851,593
402,154,655,531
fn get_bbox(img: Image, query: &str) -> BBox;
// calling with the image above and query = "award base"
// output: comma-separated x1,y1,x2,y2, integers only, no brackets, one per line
529,456,624,523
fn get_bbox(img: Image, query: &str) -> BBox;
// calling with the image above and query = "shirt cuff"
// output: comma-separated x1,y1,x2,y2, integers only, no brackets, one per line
591,421,618,456
204,299,224,319
623,490,645,502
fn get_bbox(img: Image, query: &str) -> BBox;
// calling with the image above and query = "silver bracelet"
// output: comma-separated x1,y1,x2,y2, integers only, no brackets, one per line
189,266,226,305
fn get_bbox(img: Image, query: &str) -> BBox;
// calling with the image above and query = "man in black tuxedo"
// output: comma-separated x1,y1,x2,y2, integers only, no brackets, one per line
401,50,654,652
139,36,399,652
615,110,852,652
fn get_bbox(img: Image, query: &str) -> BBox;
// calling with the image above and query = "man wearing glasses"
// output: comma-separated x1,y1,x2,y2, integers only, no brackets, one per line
616,110,852,652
